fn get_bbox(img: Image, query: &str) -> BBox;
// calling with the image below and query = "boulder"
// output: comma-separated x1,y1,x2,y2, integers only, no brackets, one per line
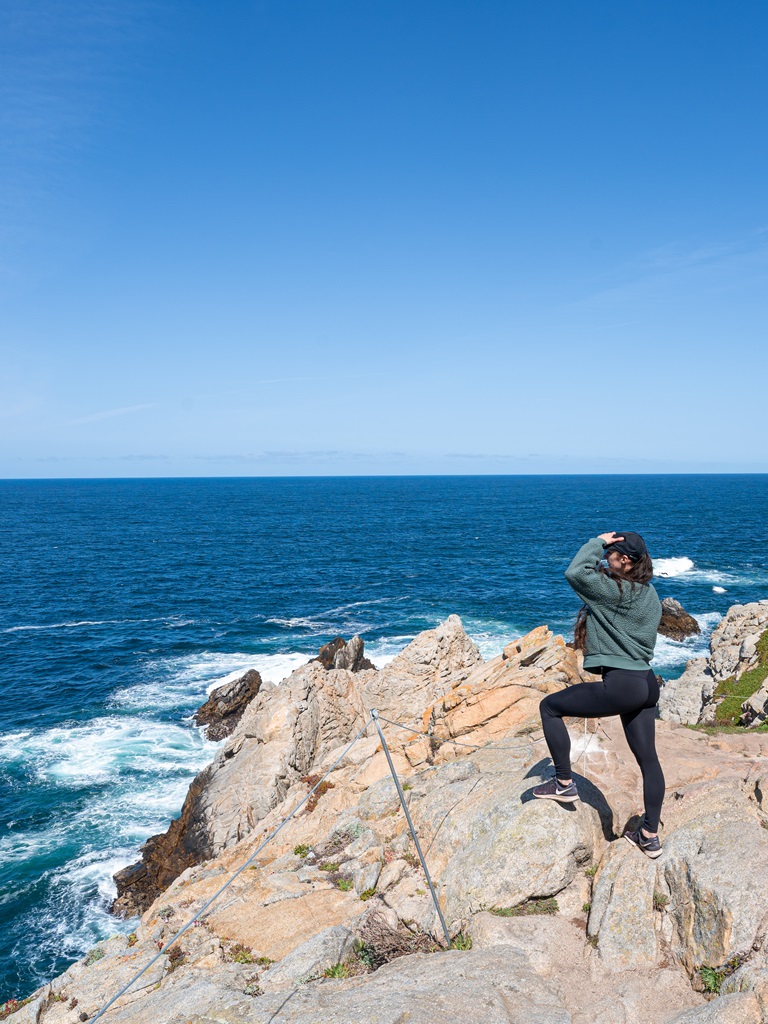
313,635,376,672
707,603,768,683
658,599,701,641
658,658,714,726
587,841,658,970
662,786,768,977
193,668,262,740
111,616,482,915
740,678,768,727
259,925,357,991
415,626,584,755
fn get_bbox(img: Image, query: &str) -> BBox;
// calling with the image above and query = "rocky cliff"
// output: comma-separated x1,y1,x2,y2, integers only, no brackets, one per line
8,610,768,1024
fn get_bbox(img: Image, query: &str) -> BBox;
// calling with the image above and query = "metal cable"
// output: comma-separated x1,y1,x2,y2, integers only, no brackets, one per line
89,718,374,1023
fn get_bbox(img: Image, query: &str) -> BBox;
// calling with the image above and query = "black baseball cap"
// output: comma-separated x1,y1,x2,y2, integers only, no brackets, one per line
603,531,648,562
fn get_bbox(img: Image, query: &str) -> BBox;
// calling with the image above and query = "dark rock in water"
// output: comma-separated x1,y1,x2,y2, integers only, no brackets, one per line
313,636,347,669
193,668,262,741
312,635,376,672
111,763,216,917
658,598,700,641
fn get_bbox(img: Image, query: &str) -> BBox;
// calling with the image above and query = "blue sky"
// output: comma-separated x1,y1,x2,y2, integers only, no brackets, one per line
2,0,767,476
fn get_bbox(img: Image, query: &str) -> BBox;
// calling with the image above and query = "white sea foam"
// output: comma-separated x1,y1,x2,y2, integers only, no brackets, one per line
112,651,311,713
0,715,219,788
1,617,172,634
713,586,727,594
653,555,744,585
652,612,722,672
653,556,695,578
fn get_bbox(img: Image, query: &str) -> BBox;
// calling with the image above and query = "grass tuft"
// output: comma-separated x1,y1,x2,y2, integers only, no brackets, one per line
323,962,349,979
653,892,669,912
491,897,558,917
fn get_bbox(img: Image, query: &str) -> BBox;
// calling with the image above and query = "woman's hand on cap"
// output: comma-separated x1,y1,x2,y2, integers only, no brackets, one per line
598,532,625,544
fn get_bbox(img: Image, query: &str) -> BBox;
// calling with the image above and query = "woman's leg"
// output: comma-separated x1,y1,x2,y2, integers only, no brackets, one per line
539,672,647,782
620,670,665,834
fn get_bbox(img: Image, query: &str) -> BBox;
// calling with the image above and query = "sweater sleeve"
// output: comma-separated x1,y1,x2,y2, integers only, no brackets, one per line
564,537,621,605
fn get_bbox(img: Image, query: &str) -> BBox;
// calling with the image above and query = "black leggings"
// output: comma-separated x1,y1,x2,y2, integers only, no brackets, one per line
539,667,665,833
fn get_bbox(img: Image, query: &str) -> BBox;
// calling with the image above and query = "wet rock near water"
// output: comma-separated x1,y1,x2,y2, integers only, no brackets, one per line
20,609,768,1024
312,635,376,672
658,599,701,641
193,669,263,741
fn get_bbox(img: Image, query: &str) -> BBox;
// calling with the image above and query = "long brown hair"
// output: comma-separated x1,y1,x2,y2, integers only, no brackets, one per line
573,551,654,652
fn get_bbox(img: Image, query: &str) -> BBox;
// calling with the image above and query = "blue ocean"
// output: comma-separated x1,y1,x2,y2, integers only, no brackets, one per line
1,475,767,1002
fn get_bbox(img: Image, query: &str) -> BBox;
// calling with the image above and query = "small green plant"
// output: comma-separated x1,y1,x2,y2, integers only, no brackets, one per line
451,932,472,950
588,934,599,948
323,962,349,978
700,965,725,994
403,852,419,868
402,782,413,791
653,892,669,912
84,947,106,966
243,976,262,997
157,905,174,921
336,878,354,891
415,888,425,895
359,887,376,901
319,861,340,872
582,902,592,914
256,955,275,967
355,943,377,970
491,897,558,917
584,865,598,878
294,844,310,858
229,943,255,964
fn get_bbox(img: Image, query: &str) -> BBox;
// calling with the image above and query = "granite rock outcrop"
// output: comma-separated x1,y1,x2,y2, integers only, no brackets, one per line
659,598,701,641
659,600,768,726
13,611,768,1024
193,668,262,741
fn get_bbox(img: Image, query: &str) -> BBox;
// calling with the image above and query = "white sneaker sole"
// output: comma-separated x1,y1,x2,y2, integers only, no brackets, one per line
624,833,663,858
533,790,580,803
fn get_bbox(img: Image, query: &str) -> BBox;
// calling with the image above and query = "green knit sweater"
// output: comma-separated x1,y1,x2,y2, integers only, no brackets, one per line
565,537,661,671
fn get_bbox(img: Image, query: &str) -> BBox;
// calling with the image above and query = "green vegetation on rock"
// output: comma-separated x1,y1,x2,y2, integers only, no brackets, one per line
695,628,768,728
491,897,558,917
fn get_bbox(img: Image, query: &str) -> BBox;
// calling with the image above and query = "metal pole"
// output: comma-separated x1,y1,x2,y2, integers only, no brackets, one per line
370,709,452,948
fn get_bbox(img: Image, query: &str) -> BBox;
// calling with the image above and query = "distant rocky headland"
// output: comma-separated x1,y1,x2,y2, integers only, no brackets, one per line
5,600,768,1024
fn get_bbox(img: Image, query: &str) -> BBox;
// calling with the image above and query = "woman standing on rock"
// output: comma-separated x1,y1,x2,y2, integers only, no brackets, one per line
533,532,665,858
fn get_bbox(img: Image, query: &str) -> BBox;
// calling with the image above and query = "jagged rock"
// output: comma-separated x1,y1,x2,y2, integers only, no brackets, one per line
111,616,481,915
193,669,262,740
661,784,768,978
587,841,658,970
314,636,347,668
740,678,768,727
658,598,701,640
707,602,768,683
21,604,768,1024
659,658,715,725
313,635,376,672
415,626,584,755
661,600,768,726
662,993,764,1023
404,750,604,927
259,925,357,991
